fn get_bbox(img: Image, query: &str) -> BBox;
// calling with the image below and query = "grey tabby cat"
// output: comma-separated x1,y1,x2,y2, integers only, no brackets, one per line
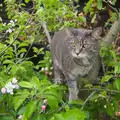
50,27,102,100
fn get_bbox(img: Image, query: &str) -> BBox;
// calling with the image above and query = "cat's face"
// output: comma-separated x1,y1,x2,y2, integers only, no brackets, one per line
67,27,102,65
70,34,97,58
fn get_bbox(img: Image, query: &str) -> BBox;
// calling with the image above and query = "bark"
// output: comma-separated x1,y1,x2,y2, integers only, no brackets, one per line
101,15,120,47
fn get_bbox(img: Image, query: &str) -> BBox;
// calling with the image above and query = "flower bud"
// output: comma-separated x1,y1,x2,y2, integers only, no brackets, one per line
45,71,49,76
1,88,7,94
41,105,46,112
44,67,48,71
18,115,22,119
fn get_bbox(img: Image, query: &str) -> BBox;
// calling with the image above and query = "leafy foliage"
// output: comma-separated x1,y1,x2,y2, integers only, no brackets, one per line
0,0,120,119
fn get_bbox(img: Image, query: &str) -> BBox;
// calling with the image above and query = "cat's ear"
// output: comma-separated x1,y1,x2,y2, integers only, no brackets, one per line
91,27,102,39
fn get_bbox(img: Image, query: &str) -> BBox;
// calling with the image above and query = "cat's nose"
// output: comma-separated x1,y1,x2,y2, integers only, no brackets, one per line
75,50,80,55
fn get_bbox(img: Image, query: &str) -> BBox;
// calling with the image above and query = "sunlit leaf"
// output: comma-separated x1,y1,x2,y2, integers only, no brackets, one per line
101,75,113,84
13,90,29,110
19,81,33,88
23,100,38,119
97,0,103,10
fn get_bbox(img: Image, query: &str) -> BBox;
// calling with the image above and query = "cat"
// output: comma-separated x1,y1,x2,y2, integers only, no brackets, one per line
50,27,102,100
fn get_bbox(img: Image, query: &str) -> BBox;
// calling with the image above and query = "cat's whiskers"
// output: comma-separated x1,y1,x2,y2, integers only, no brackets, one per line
87,56,95,63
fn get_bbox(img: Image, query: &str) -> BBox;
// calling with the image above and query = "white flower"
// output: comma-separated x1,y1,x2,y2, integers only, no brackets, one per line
3,23,6,26
15,19,17,22
12,77,18,84
49,72,52,75
6,28,12,33
5,82,14,88
9,91,13,94
11,22,15,27
0,17,2,22
4,79,19,94
104,105,106,108
10,20,14,23
50,67,53,70
41,68,45,71
44,67,48,71
14,84,19,89
1,88,7,94
8,72,11,75
6,88,14,94
5,82,14,94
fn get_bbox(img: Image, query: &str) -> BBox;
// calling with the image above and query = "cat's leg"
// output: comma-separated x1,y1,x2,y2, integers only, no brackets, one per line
67,79,79,100
53,62,65,84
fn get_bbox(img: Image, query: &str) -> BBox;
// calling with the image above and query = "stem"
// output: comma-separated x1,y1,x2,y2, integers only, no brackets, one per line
79,88,120,94
81,91,96,110
103,0,119,16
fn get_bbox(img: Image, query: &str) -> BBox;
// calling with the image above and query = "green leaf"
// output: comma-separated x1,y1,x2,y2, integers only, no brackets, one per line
18,106,26,114
106,103,115,116
101,75,113,84
0,116,14,120
114,63,120,74
110,50,116,59
79,16,86,22
25,0,30,3
83,0,94,14
52,114,65,120
19,81,33,88
24,100,38,119
18,48,27,54
3,60,14,65
33,47,39,53
53,108,87,120
110,0,117,5
33,114,46,120
18,42,29,48
31,76,40,89
13,90,30,110
46,96,58,110
114,78,120,90
68,100,84,106
97,0,103,10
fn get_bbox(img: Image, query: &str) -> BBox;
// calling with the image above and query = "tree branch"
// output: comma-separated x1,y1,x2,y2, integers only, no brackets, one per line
42,22,51,44
101,14,120,47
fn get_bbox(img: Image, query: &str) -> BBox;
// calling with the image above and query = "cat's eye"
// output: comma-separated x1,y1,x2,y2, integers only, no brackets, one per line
72,43,76,47
83,44,89,48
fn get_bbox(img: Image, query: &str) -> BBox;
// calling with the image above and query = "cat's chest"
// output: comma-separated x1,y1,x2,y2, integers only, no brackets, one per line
68,65,92,80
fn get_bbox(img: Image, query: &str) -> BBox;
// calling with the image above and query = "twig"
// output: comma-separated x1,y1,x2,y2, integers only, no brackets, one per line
0,18,32,56
81,91,96,110
103,0,119,16
0,113,10,116
101,57,106,75
0,0,36,57
0,31,19,56
0,33,7,39
79,88,120,94
80,87,120,110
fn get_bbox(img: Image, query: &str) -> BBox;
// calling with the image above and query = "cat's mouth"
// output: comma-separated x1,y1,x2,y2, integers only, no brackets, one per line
72,52,91,66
